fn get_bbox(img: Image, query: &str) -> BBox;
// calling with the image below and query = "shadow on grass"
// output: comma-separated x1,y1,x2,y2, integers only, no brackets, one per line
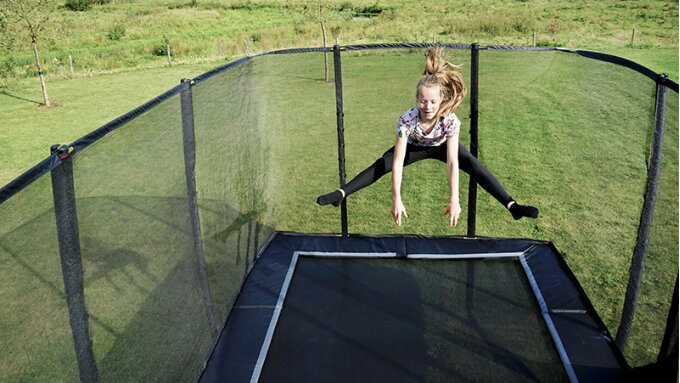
0,193,275,382
81,236,159,294
0,215,119,338
77,195,275,382
287,74,335,83
1,90,42,105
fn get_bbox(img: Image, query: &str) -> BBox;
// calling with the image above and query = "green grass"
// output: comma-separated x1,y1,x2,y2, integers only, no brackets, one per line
1,45,676,188
0,61,221,186
0,0,676,79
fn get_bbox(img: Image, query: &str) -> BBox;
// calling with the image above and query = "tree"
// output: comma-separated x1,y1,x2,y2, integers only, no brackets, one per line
0,0,53,107
296,1,350,83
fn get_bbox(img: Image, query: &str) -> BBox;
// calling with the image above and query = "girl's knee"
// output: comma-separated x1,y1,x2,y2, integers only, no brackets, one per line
373,156,392,175
383,158,394,174
458,152,485,176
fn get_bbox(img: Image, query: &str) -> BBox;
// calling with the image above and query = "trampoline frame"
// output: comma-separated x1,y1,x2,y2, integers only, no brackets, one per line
200,232,630,383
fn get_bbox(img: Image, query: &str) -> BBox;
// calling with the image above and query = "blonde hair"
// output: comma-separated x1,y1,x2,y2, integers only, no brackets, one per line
416,47,467,119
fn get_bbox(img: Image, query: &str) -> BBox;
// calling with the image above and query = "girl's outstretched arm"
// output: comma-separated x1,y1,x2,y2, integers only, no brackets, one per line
443,135,461,226
392,137,408,226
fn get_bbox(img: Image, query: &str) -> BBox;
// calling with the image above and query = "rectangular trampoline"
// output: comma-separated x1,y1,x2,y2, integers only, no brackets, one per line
199,232,629,383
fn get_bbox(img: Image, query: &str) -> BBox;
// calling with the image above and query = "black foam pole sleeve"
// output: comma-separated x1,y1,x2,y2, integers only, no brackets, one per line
333,45,348,236
50,145,100,383
615,77,668,351
657,275,678,364
467,43,480,237
180,79,217,334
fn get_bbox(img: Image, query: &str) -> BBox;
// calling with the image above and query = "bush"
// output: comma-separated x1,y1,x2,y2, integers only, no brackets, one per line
107,23,126,41
65,0,110,11
354,4,387,17
65,0,91,11
152,35,172,56
0,56,15,79
338,2,354,12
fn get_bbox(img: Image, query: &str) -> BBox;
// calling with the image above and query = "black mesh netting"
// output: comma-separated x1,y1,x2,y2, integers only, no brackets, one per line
0,174,80,382
630,87,678,366
69,89,214,382
0,45,676,381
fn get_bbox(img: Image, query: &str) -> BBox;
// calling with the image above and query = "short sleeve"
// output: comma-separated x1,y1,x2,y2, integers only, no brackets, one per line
396,124,410,138
396,109,416,139
442,113,461,137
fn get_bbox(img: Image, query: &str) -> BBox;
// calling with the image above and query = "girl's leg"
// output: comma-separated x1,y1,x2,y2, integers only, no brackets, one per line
317,145,433,206
455,145,514,206
434,144,538,219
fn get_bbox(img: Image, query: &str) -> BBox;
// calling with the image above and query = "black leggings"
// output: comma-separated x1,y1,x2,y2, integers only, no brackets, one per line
342,143,513,207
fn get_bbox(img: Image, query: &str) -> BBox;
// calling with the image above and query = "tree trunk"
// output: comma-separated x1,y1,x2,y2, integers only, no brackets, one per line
321,21,329,82
31,34,50,107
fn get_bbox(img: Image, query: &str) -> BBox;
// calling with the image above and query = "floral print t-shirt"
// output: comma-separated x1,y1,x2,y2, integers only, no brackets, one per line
396,107,461,146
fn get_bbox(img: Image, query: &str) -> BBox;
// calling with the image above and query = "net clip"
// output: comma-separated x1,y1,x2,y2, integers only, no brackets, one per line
656,73,669,84
50,144,73,160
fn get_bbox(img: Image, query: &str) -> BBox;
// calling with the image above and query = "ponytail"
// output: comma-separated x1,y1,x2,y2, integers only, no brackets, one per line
416,47,467,118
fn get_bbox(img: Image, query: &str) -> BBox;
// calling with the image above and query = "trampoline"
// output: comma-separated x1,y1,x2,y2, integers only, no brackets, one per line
199,232,628,383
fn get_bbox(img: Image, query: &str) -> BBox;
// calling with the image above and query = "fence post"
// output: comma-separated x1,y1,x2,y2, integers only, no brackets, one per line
68,55,74,74
332,45,348,236
466,43,480,237
50,145,100,383
180,79,217,334
615,74,669,351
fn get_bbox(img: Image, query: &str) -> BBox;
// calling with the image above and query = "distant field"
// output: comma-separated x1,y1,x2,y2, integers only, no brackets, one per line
0,0,676,79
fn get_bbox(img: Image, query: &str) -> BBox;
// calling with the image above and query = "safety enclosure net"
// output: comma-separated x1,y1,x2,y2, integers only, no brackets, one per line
0,44,676,382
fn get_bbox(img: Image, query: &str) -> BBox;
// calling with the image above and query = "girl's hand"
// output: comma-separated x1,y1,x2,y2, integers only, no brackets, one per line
443,202,462,227
392,199,408,226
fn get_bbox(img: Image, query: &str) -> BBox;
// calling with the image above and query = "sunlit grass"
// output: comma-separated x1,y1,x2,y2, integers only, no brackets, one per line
1,0,676,79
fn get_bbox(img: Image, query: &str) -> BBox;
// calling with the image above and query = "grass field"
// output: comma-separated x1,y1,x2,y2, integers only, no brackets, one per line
1,0,677,79
0,46,677,188
0,1,678,381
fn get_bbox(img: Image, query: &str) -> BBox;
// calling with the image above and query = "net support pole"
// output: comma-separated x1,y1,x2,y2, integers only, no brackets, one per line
180,78,217,334
50,145,100,383
657,275,678,364
333,45,348,236
615,74,668,351
466,43,480,237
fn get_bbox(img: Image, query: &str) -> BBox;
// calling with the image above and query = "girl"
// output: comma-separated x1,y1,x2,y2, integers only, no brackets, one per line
317,48,538,226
